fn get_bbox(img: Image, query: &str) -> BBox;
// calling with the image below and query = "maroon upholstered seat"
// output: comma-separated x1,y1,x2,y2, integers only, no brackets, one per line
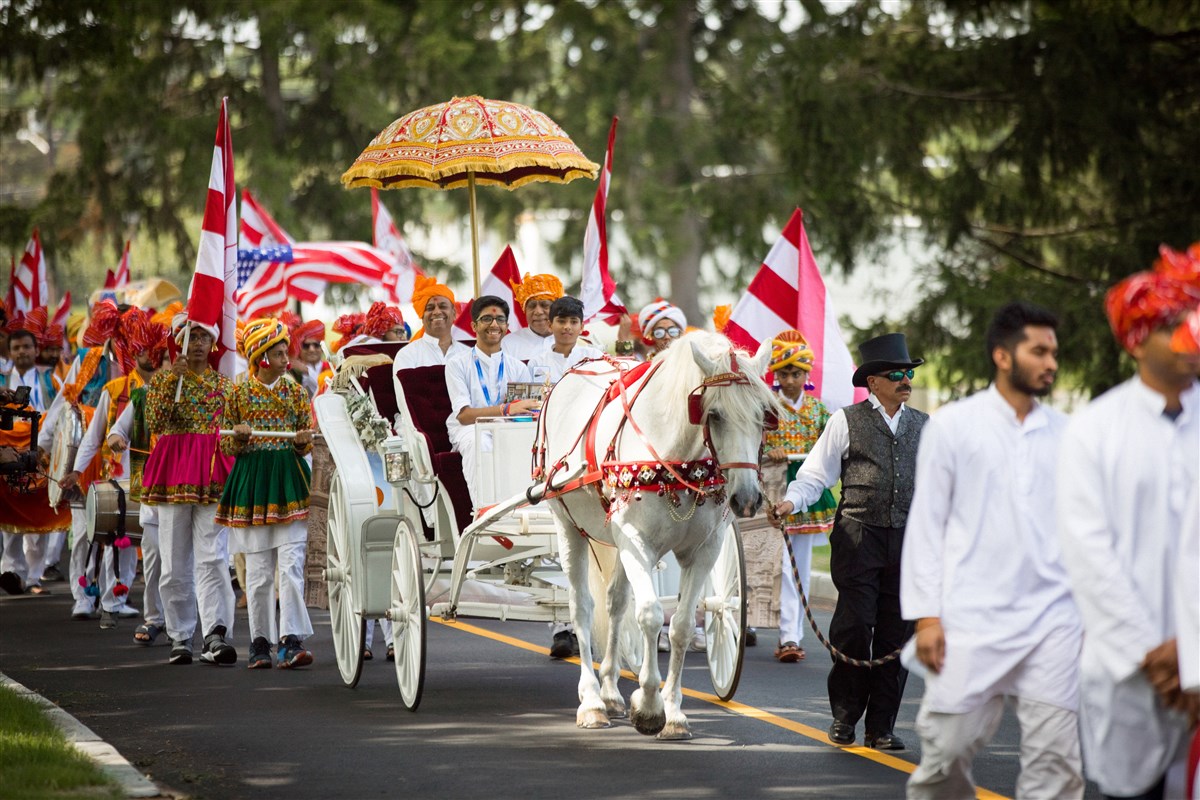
395,365,473,533
364,363,400,428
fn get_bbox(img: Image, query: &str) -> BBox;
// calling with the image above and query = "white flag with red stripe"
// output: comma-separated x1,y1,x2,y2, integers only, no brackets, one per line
724,208,865,412
372,188,424,304
453,244,525,341
185,97,239,376
13,228,48,312
113,240,132,288
581,117,627,325
240,189,294,249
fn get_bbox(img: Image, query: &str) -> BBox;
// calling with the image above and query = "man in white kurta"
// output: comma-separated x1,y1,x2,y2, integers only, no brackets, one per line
1058,257,1199,800
394,277,468,372
445,297,535,509
902,303,1083,799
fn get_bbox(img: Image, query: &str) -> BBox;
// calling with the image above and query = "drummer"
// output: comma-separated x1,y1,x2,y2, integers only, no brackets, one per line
142,314,237,666
394,276,468,369
216,318,315,670
445,295,538,506
502,272,563,361
526,296,604,383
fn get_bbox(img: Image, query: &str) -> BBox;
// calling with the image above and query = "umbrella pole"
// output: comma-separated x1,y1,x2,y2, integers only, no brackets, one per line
468,170,481,297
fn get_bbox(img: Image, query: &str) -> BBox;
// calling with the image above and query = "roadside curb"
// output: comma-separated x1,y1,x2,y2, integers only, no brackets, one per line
0,672,167,799
810,570,838,603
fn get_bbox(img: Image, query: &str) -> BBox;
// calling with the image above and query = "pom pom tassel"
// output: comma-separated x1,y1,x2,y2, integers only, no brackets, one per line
114,535,132,549
113,582,129,597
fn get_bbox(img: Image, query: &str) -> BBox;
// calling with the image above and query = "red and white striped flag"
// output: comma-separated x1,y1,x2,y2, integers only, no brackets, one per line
581,117,627,325
285,241,393,302
453,244,524,340
113,240,131,288
185,97,239,376
5,255,16,315
724,208,866,411
12,228,48,312
236,189,292,319
240,189,293,248
51,291,71,348
372,188,424,305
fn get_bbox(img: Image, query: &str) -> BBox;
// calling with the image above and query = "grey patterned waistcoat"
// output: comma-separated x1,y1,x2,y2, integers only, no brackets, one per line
839,400,928,528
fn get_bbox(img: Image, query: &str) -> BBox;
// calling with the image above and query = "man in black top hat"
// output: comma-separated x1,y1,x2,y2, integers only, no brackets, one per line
772,332,928,750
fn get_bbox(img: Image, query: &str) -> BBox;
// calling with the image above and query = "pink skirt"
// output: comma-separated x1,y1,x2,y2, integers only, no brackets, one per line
141,432,233,505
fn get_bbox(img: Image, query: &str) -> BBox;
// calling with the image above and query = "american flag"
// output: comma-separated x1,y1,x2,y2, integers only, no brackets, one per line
236,244,293,319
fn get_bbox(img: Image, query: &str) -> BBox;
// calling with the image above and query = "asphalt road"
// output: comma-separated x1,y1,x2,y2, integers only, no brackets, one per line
0,587,1102,800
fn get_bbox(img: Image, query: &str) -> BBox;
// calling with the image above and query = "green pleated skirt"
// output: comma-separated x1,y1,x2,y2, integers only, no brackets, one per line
215,449,311,528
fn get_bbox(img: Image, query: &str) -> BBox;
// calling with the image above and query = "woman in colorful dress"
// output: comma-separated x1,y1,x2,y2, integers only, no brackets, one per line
216,318,315,670
763,330,836,662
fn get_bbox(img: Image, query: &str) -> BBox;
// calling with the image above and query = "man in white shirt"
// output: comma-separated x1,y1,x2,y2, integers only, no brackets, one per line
289,319,331,398
903,302,1084,799
501,273,562,361
394,276,468,371
445,296,538,509
1058,250,1200,800
527,296,604,384
772,332,927,750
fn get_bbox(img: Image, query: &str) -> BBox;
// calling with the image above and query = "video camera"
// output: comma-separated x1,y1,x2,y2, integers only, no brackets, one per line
0,386,42,490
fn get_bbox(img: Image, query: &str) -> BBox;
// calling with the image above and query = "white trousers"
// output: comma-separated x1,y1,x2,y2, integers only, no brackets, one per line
364,618,393,650
158,503,235,644
779,533,817,644
907,694,1084,800
99,546,138,612
69,509,92,607
244,541,313,644
139,504,163,626
1,532,46,585
42,530,66,569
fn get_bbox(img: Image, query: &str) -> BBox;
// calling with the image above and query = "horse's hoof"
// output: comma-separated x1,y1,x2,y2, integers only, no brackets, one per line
577,708,611,729
603,697,628,719
631,708,666,736
656,721,692,741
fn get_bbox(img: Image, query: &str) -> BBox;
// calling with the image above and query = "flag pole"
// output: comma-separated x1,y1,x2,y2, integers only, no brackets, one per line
174,325,190,401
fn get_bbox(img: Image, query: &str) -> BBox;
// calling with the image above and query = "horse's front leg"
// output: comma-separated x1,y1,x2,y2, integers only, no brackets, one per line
660,527,724,740
599,559,629,719
553,517,608,729
613,521,666,736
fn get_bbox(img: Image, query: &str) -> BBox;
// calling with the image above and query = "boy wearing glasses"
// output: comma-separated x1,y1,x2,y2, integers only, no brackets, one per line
445,297,539,507
772,332,928,751
637,299,687,357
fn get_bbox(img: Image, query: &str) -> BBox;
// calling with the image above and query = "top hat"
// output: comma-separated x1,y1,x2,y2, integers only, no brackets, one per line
851,332,924,388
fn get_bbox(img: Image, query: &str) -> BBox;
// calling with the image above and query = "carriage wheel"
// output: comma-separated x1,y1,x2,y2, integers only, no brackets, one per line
704,521,747,701
390,517,427,711
326,472,366,688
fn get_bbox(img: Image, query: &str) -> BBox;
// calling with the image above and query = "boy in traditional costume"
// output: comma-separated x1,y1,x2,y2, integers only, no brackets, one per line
216,318,315,669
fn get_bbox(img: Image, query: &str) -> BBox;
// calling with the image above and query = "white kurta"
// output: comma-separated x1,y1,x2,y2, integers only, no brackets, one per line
526,343,604,384
393,335,468,371
74,387,126,476
902,386,1082,714
500,327,552,361
1057,376,1197,796
3,366,51,413
1177,484,1199,694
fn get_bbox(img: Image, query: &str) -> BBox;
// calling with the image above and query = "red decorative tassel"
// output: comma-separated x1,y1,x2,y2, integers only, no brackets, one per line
114,535,132,549
78,576,88,588
113,583,130,597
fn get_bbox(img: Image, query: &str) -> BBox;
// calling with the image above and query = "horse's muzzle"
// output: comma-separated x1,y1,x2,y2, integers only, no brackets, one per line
730,490,763,519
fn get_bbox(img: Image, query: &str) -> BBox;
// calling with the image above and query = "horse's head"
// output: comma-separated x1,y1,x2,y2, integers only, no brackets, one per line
687,336,781,518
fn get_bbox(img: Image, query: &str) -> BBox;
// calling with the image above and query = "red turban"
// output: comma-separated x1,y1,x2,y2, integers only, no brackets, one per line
7,307,47,336
1105,243,1200,353
39,323,64,349
332,312,365,353
361,301,404,339
82,300,121,347
110,308,149,374
289,319,326,358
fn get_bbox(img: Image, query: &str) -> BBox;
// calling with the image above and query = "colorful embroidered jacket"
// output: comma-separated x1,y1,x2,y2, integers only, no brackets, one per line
141,368,233,504
215,376,313,528
97,372,149,491
763,392,836,534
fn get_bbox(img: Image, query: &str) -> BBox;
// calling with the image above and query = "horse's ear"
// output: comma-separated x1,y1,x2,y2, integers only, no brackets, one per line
690,340,721,377
752,341,773,380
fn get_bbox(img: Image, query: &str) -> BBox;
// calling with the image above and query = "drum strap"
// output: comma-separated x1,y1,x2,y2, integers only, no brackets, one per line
108,479,127,537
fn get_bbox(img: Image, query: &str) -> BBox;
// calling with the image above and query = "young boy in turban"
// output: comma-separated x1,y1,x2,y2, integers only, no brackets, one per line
217,318,315,669
502,272,564,361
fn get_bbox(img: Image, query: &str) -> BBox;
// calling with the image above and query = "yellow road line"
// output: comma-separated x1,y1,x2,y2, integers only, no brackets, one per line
432,618,1010,800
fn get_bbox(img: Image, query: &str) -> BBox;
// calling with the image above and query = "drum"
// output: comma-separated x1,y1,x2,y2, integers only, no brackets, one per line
47,405,84,509
85,480,142,544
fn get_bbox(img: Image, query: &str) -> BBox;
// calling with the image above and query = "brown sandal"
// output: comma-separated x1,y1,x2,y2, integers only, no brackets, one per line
774,642,805,663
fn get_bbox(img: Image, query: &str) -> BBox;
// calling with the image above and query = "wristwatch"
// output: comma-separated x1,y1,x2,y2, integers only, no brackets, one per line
615,340,634,355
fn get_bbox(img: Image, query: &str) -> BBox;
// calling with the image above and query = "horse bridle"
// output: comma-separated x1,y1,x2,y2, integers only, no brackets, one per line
685,352,778,474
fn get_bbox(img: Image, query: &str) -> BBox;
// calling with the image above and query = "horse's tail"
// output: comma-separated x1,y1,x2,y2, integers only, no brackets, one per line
587,542,618,657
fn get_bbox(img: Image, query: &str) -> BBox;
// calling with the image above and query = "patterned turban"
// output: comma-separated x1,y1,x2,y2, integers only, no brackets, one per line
83,300,121,347
66,311,87,346
289,319,326,358
171,313,218,346
512,273,564,308
331,312,365,353
7,306,47,337
412,275,456,317
109,308,150,374
769,330,816,373
240,317,290,373
39,323,64,349
1105,243,1200,353
362,301,405,339
638,299,687,344
1171,307,1200,354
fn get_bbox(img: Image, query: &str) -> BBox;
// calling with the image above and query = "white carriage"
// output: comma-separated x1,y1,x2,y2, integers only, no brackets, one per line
313,350,748,712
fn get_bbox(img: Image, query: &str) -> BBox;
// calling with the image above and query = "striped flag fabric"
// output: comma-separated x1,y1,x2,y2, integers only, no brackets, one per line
185,97,239,376
12,228,48,312
580,116,627,325
236,190,292,319
372,188,424,305
5,255,17,315
453,244,524,340
113,240,131,288
51,292,71,329
284,241,392,302
723,208,865,412
240,188,294,248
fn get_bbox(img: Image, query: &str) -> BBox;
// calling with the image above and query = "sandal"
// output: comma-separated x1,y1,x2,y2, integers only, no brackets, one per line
386,645,395,662
134,623,162,646
26,584,50,596
362,647,373,661
774,642,805,663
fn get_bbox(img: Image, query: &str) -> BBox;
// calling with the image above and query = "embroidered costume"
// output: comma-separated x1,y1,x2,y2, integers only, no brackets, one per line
142,368,233,504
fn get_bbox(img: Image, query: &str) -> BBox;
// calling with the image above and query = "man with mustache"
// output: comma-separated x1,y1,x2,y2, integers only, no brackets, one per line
501,273,563,361
772,332,927,751
902,302,1084,798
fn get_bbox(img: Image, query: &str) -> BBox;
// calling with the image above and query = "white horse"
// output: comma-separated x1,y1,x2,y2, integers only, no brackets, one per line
537,331,780,739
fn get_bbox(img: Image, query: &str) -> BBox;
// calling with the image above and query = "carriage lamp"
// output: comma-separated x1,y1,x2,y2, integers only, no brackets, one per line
384,450,412,483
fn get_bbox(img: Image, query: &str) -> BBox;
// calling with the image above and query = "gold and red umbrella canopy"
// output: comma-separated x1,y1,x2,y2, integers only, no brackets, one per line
341,95,598,191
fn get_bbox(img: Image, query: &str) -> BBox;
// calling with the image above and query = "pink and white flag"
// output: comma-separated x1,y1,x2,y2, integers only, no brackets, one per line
453,244,524,341
724,208,866,411
372,188,424,304
12,228,48,312
185,97,239,376
113,240,131,288
581,117,627,325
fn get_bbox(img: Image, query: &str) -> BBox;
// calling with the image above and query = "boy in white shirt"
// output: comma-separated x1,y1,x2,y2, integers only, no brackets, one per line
527,296,604,384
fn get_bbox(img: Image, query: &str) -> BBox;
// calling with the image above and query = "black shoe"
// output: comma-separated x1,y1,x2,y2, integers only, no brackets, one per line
0,571,24,596
828,721,855,746
549,630,577,659
864,732,905,751
198,625,237,665
745,627,757,647
169,639,193,665
41,565,65,582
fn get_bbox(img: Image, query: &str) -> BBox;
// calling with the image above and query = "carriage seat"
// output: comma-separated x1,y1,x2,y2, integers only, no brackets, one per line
393,365,473,533
363,363,400,429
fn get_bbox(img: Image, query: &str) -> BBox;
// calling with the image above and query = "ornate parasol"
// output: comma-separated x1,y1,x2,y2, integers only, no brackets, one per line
341,95,598,295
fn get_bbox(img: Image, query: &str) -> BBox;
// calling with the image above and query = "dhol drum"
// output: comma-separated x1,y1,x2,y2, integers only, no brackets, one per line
86,479,142,544
47,405,84,509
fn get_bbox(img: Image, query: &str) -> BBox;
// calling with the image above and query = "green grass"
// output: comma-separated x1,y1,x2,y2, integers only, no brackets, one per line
0,684,122,800
812,543,831,574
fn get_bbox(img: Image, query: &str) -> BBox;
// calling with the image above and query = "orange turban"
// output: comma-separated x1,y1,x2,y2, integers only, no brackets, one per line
1105,243,1200,353
362,301,404,339
511,273,563,308
289,319,326,358
1171,307,1200,354
411,275,455,317
769,330,816,372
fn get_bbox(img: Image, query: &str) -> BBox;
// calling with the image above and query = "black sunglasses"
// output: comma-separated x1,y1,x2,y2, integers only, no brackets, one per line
878,369,915,382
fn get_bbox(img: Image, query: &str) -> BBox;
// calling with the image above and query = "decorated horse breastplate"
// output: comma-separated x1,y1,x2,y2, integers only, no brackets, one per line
601,458,726,511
